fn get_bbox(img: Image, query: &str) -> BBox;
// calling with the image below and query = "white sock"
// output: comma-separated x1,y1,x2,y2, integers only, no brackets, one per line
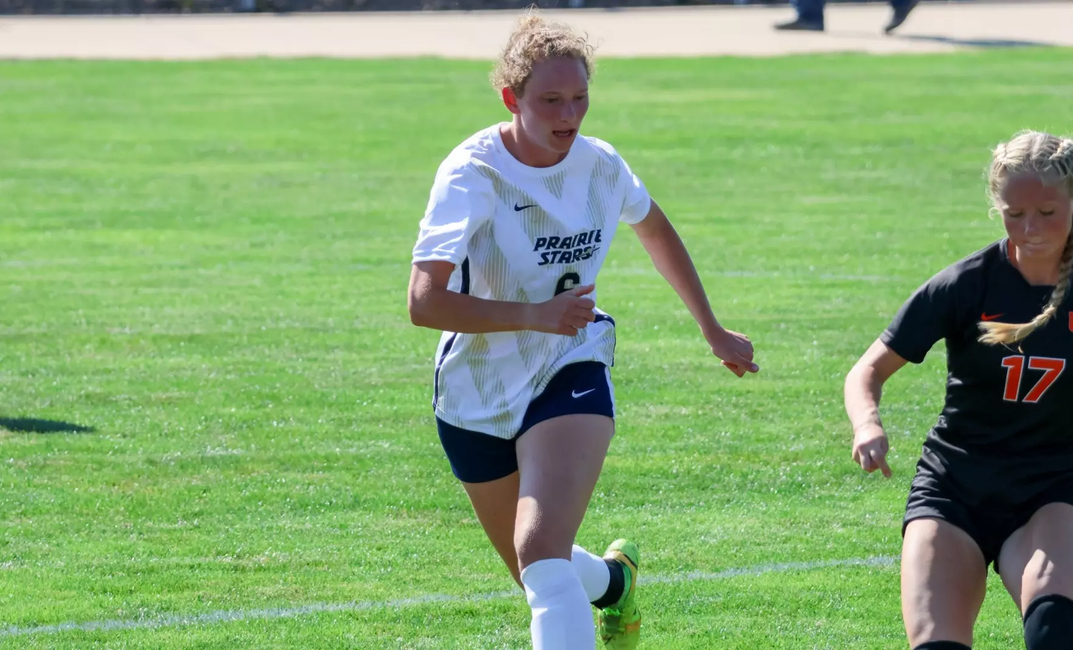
571,545,611,603
521,558,596,650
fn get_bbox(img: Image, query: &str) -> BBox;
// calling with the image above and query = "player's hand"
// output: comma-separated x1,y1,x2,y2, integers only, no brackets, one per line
707,327,759,377
531,284,596,336
852,423,892,478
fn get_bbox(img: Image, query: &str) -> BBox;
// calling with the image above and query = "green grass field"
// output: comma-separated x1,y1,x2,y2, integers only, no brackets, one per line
2,48,1072,648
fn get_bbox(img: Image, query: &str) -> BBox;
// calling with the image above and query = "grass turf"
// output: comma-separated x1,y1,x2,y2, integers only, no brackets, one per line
1,48,1072,647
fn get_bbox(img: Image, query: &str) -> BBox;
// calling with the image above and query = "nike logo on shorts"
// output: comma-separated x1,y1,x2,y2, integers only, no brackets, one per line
572,389,595,399
514,203,538,211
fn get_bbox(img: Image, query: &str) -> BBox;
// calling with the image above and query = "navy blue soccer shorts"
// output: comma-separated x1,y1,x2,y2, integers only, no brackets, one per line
436,361,615,484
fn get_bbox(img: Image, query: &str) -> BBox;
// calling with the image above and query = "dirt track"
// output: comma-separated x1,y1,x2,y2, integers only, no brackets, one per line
0,1,1070,59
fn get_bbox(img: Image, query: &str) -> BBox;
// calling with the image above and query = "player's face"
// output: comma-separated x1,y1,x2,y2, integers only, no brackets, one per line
517,57,589,156
999,173,1073,261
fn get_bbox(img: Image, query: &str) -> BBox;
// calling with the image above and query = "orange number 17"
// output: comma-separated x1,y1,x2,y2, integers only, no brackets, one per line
1001,356,1066,403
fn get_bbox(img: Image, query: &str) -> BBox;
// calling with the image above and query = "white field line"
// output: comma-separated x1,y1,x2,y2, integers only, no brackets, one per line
0,555,897,637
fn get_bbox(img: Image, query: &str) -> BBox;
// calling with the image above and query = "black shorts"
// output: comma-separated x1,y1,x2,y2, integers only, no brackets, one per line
903,457,1073,574
436,361,615,484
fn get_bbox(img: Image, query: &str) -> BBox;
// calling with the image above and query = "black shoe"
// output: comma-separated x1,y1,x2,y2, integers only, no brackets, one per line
884,0,919,34
774,19,825,32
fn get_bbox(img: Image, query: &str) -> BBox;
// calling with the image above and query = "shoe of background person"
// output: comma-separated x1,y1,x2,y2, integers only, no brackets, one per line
774,19,825,32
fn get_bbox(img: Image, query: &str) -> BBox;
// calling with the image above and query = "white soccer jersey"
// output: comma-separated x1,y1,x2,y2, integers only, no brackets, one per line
412,124,652,439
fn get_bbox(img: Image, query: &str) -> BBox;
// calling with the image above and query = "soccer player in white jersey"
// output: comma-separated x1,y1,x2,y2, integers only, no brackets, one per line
408,11,758,650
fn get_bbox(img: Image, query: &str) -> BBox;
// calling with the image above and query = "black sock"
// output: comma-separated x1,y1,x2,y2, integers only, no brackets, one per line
1024,594,1073,650
591,558,625,609
913,643,972,650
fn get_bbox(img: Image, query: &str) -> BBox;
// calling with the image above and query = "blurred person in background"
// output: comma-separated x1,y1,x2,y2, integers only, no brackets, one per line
776,0,918,33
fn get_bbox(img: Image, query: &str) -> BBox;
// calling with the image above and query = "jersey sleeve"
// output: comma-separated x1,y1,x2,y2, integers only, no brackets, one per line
412,160,494,265
880,265,962,364
618,154,652,225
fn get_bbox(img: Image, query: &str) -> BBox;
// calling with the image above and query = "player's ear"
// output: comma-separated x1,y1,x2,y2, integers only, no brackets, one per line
502,87,521,115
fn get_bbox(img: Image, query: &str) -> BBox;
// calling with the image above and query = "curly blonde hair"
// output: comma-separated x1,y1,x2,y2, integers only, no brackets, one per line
491,9,595,98
979,130,1073,346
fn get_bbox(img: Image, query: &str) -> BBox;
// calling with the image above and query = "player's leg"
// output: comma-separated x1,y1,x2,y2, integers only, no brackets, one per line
902,518,987,649
514,362,639,649
515,413,614,650
444,414,633,608
460,471,523,586
438,418,526,585
459,475,627,607
997,502,1073,650
443,363,633,608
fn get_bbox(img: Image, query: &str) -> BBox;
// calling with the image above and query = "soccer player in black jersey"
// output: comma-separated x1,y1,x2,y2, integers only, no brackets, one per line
844,130,1073,650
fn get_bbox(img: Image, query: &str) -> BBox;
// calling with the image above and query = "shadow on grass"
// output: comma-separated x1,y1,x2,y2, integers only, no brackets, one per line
897,34,1056,49
0,417,95,434
826,29,1055,49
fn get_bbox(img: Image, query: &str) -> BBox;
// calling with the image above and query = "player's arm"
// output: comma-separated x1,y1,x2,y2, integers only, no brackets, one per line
408,261,595,336
629,199,758,377
844,339,908,478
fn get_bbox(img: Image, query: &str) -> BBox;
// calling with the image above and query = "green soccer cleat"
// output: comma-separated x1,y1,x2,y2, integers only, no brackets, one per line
597,539,641,649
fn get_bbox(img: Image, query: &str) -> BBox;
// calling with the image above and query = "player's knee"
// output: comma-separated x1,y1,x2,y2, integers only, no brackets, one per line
903,602,945,645
514,524,571,570
1024,594,1073,650
905,612,974,650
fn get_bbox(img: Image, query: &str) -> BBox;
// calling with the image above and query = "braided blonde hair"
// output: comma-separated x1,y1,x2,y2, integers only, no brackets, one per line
979,131,1073,345
491,8,595,98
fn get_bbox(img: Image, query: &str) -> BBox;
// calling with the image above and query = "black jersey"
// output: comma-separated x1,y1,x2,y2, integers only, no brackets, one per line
882,239,1073,506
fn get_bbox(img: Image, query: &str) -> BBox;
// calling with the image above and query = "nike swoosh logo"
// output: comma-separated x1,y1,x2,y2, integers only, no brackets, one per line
514,203,538,212
571,389,595,399
981,313,1005,321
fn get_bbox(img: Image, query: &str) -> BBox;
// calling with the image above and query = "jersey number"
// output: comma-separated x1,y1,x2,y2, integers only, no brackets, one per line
555,272,582,296
1001,356,1066,403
